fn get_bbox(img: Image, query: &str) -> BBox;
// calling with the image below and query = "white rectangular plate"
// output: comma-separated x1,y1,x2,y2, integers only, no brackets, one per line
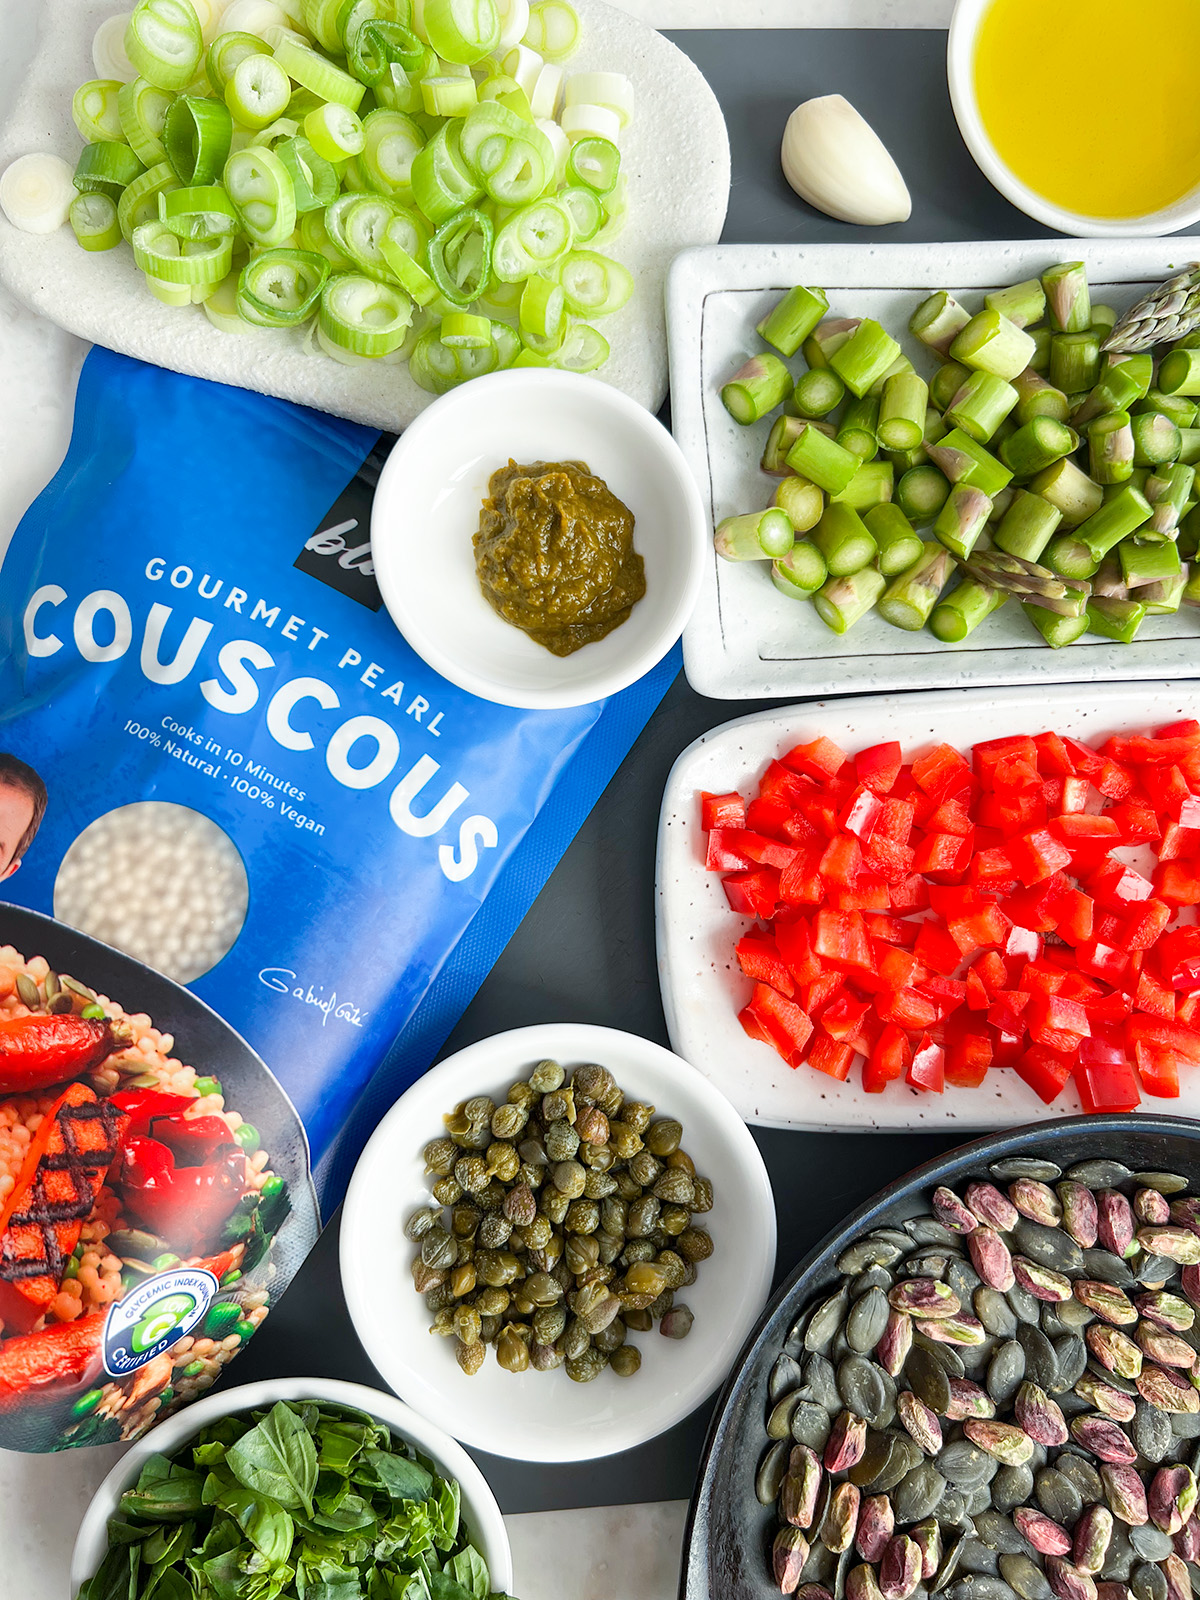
667,239,1200,700
0,0,728,430
656,678,1200,1132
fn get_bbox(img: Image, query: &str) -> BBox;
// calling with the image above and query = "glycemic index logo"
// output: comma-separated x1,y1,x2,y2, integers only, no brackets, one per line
102,1267,219,1378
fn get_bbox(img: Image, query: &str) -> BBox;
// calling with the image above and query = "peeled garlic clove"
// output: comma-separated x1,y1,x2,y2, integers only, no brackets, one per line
781,94,912,227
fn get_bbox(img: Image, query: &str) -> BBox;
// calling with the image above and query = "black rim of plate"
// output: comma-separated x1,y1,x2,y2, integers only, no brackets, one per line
680,1112,1200,1600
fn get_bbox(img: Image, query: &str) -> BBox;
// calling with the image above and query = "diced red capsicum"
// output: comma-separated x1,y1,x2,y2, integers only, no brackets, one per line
0,1014,131,1097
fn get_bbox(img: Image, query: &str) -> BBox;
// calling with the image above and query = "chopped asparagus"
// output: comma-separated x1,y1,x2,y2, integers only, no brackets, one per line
927,429,1013,497
1131,411,1182,468
933,483,992,560
1050,331,1101,395
1030,457,1104,526
1076,483,1154,561
771,539,828,598
931,360,973,412
1120,536,1182,590
984,278,1046,329
910,292,971,356
761,415,808,475
1013,368,1070,425
896,464,951,525
812,568,886,633
876,542,953,630
721,353,793,424
1085,595,1147,643
802,316,861,369
944,370,1018,443
1146,463,1196,535
757,284,830,357
773,474,825,534
831,460,894,511
864,503,924,577
994,489,1062,561
810,502,877,577
836,395,880,461
930,578,1004,642
1001,417,1077,477
786,425,862,495
1136,390,1197,428
1159,347,1200,397
1042,534,1100,581
830,319,903,398
715,507,795,561
1087,411,1135,485
793,366,846,418
1043,261,1091,333
950,310,1037,381
877,370,930,452
1023,600,1089,647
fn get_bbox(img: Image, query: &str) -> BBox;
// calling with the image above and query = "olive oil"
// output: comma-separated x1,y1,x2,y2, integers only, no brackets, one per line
974,0,1200,218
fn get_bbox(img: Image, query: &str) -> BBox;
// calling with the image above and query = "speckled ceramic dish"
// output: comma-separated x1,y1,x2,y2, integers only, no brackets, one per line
681,1115,1200,1600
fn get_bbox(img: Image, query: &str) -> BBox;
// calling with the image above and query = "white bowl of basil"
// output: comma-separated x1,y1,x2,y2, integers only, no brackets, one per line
70,1376,513,1599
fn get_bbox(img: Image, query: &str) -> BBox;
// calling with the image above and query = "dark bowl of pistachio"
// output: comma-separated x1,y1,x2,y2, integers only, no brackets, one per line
683,1115,1200,1600
340,1022,777,1462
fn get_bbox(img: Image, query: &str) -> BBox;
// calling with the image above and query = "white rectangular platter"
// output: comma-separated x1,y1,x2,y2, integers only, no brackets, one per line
667,239,1200,701
656,678,1200,1133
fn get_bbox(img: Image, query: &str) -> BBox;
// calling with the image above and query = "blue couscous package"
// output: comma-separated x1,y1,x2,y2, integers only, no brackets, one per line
0,347,674,1451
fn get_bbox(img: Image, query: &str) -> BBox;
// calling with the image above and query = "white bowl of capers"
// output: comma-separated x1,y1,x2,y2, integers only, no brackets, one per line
340,1022,777,1462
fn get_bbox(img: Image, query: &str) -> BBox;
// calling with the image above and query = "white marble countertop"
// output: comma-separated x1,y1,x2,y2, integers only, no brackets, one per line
0,2,946,1594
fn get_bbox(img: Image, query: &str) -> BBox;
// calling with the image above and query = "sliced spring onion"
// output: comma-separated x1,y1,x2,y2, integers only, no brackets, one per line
118,76,174,165
410,119,482,223
273,38,366,110
73,141,146,197
523,0,579,61
555,181,601,241
132,219,233,282
350,20,425,83
315,319,414,364
158,183,239,236
164,94,234,184
224,143,297,243
145,271,194,305
255,115,301,150
374,62,424,114
361,109,427,196
320,271,413,353
476,273,522,315
93,14,138,83
339,192,404,276
263,22,311,50
477,75,531,117
494,0,530,49
409,320,498,391
298,204,353,266
125,0,204,92
423,0,500,64
441,310,491,346
206,31,270,94
238,245,329,322
73,80,125,144
421,75,478,116
554,318,608,372
560,103,620,145
224,0,292,36
501,44,542,94
527,61,561,119
593,170,626,240
204,271,249,330
117,159,180,238
459,99,524,173
411,0,430,40
562,70,633,127
304,102,366,160
226,53,292,127
435,56,475,77
491,193,572,280
70,190,122,250
519,272,563,340
428,205,492,305
490,318,520,365
301,0,347,51
535,117,568,184
557,248,631,317
380,200,429,259
191,0,224,45
565,134,618,195
276,134,338,211
380,229,442,304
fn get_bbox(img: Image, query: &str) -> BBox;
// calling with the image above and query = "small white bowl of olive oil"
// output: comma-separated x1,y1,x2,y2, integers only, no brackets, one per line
949,0,1200,236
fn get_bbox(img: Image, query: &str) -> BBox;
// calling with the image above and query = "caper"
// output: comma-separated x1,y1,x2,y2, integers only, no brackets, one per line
478,1212,513,1249
464,1095,495,1125
654,1169,696,1207
508,1080,538,1109
691,1176,714,1213
647,1288,675,1320
628,1150,663,1188
573,1063,617,1104
503,1183,536,1227
421,1226,458,1270
628,1196,661,1237
609,1121,643,1160
661,1204,690,1236
530,1059,565,1093
475,1286,509,1317
516,1214,552,1251
566,1347,607,1383
601,1197,628,1236
622,1238,655,1266
451,1203,481,1238
552,1159,587,1198
523,1271,564,1307
423,1138,457,1175
453,1305,482,1345
678,1226,714,1262
533,1304,567,1345
565,1235,601,1275
450,1263,476,1297
477,1181,506,1213
615,1171,642,1202
594,1315,627,1354
412,1259,446,1293
645,1118,683,1157
625,1261,669,1299
476,1250,521,1287
681,1260,698,1286
621,1101,655,1135
426,1283,454,1312
610,1344,641,1376
517,1138,547,1168
575,1105,611,1145
660,1304,694,1339
541,1187,570,1225
532,1234,563,1270
573,1281,622,1333
595,1228,624,1266
453,1156,490,1195
657,1250,687,1290
624,1307,653,1332
431,1175,463,1206
532,1341,565,1371
405,1206,440,1242
456,1340,485,1375
491,1103,528,1141
519,1161,546,1189
562,1317,591,1361
541,1089,574,1125
430,1308,456,1337
584,1169,618,1199
486,1141,521,1183
565,1198,601,1234
544,1120,580,1162
479,1314,501,1343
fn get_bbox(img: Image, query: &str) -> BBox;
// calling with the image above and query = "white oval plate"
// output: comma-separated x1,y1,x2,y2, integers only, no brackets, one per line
0,0,729,430
340,1022,776,1461
656,678,1200,1133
